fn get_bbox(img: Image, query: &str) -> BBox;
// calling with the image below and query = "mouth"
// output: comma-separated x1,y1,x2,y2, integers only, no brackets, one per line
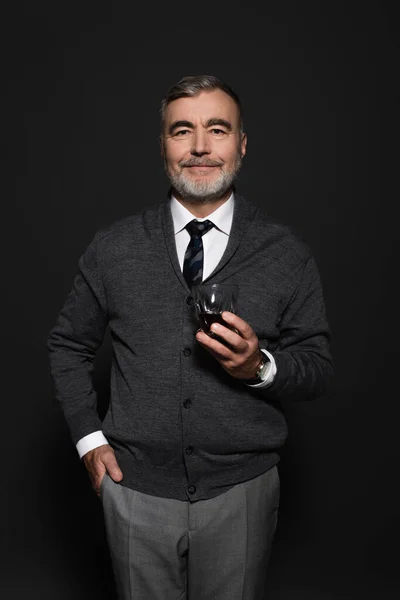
185,165,219,173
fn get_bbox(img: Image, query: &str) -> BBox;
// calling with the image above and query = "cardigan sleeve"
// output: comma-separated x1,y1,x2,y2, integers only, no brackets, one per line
258,255,333,402
47,232,109,444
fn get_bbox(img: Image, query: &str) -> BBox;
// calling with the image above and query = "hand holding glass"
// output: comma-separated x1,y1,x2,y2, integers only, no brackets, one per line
192,284,239,338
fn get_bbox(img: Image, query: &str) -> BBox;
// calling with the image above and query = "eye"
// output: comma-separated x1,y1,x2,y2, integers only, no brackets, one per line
210,128,226,135
174,129,191,136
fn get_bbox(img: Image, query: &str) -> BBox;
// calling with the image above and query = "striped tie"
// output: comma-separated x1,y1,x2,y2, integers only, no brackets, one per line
183,219,214,288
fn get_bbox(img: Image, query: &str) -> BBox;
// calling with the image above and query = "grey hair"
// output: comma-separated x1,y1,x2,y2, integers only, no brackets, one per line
160,75,244,134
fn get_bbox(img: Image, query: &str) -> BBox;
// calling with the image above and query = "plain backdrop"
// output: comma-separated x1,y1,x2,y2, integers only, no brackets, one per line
3,1,399,599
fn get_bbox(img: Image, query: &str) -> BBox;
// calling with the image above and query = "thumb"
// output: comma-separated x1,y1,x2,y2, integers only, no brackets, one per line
103,455,123,482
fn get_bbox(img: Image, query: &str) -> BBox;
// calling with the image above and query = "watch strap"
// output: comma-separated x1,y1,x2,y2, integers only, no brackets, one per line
242,351,271,385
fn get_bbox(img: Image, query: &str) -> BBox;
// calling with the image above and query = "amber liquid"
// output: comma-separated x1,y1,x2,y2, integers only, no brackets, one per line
198,312,226,333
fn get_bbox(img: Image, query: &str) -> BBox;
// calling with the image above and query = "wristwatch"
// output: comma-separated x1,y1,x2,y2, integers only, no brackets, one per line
243,351,270,385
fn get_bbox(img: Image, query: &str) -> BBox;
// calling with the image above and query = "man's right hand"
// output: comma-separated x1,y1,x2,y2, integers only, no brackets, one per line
82,444,123,497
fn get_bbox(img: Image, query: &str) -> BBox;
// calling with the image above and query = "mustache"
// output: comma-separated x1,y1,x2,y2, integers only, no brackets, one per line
179,158,224,167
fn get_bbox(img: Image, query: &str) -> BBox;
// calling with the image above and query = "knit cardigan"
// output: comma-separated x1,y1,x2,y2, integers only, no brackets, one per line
48,195,332,501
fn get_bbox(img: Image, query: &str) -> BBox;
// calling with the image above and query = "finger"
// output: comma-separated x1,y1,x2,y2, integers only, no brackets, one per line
95,473,105,497
196,329,234,361
208,322,248,353
102,455,123,482
91,468,106,496
221,312,255,340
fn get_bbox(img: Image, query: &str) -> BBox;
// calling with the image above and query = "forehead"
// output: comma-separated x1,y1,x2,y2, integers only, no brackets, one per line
164,89,240,127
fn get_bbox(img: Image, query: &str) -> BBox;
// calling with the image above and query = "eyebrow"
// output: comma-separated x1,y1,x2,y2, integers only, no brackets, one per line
206,118,232,131
168,118,233,135
168,120,194,134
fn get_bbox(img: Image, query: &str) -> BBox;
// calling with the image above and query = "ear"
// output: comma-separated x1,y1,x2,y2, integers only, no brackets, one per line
159,135,165,157
240,133,247,158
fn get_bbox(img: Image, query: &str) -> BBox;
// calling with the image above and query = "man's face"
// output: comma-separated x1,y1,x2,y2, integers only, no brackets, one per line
162,89,247,203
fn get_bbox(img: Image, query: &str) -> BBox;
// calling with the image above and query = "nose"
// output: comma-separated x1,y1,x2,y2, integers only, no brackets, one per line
190,130,211,156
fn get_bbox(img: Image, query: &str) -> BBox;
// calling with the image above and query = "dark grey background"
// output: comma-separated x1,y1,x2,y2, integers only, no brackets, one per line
3,1,399,598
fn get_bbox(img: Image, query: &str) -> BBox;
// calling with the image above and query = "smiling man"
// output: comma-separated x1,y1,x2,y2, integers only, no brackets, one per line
48,75,332,599
162,87,246,211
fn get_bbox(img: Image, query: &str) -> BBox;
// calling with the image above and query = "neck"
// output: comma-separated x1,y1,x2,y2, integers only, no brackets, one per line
173,188,232,218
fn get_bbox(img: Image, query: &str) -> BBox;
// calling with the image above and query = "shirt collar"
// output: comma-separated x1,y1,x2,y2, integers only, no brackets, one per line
170,193,234,236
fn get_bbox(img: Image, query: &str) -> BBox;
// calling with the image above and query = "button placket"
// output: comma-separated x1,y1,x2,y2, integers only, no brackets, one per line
180,295,199,502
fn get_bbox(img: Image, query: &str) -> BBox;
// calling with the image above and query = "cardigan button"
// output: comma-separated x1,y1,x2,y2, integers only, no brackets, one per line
188,485,196,495
186,296,194,306
183,347,192,357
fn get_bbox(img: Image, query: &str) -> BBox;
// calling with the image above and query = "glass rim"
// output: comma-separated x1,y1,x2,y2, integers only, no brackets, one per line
195,283,238,289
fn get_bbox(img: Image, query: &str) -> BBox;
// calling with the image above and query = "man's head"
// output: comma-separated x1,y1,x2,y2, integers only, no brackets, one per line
160,75,247,205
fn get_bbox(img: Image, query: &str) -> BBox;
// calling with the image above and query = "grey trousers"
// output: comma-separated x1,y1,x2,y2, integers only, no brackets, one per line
100,466,280,600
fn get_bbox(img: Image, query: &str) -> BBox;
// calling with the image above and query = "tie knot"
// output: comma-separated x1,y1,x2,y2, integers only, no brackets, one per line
186,219,214,238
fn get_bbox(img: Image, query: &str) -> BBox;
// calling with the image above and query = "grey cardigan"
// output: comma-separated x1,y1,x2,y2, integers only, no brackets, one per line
48,195,332,502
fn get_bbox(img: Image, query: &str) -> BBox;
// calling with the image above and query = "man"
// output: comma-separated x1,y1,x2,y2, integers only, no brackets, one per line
48,75,332,599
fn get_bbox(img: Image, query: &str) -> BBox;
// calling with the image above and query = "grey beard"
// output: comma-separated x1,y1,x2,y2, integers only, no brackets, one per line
165,155,242,204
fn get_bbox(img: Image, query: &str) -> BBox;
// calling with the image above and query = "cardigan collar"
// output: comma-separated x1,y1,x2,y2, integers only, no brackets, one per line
160,190,258,293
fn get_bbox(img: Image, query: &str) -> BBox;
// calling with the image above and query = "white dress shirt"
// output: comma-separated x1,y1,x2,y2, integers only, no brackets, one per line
76,193,277,458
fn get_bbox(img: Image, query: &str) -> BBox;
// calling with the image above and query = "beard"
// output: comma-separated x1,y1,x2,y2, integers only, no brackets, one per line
164,151,243,204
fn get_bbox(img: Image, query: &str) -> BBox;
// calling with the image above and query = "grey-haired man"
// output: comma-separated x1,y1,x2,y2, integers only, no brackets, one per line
48,75,332,599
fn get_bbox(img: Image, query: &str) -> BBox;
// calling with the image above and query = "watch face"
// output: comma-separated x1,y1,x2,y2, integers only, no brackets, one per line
257,356,270,379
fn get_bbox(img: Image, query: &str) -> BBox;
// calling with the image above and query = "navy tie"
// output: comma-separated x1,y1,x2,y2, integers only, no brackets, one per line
183,219,214,288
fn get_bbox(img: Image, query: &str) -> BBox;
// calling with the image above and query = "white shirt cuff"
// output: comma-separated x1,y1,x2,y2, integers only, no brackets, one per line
76,431,109,459
245,349,277,389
